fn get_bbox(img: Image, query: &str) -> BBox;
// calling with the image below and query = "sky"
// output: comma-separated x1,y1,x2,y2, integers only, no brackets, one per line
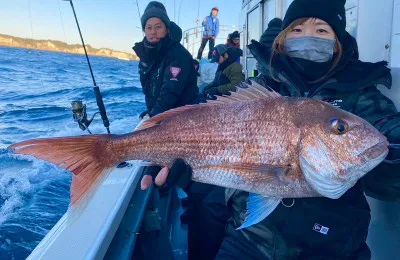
0,0,242,53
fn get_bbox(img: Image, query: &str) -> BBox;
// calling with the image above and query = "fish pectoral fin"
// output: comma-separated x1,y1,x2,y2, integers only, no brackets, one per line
237,193,280,230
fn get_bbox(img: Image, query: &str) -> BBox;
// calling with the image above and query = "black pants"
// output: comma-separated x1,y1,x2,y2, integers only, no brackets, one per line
215,235,267,260
197,36,215,60
215,234,371,260
185,184,230,260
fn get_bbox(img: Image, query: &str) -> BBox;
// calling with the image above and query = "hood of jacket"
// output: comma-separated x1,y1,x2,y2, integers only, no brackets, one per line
248,32,391,95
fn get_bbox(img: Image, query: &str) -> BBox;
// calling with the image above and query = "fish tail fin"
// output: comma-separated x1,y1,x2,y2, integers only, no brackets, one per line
8,135,117,205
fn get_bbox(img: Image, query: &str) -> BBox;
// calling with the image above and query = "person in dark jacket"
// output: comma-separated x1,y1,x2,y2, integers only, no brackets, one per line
133,1,198,119
200,44,244,99
197,7,220,60
142,0,400,259
226,31,242,63
256,18,283,78
259,18,282,47
133,1,198,199
217,0,399,259
226,30,240,48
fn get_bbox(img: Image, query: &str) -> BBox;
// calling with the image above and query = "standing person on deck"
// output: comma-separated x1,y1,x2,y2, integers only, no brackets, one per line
254,17,283,80
143,0,400,259
133,1,198,194
197,7,220,60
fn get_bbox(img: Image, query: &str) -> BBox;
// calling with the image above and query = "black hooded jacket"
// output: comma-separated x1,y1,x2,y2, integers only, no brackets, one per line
133,22,199,117
224,33,400,259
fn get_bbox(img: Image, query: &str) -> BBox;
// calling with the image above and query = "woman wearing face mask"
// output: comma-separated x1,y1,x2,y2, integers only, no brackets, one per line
142,0,400,259
218,0,399,259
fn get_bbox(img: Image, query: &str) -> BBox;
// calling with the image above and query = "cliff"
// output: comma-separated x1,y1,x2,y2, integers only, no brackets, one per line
0,34,138,61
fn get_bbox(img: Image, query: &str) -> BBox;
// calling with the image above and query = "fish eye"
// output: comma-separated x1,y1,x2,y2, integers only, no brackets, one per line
330,119,349,135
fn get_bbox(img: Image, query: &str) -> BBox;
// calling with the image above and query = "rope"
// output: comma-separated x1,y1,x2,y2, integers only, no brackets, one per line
177,0,183,26
57,0,68,43
27,0,34,40
27,0,46,87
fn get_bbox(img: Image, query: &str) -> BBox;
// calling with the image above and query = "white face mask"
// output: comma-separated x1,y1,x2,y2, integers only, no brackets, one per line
285,36,336,62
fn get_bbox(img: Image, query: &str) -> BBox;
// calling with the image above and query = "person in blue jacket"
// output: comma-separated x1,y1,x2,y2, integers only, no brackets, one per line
196,7,219,60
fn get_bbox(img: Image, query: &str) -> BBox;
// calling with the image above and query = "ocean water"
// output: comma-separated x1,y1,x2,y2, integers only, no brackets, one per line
0,46,145,259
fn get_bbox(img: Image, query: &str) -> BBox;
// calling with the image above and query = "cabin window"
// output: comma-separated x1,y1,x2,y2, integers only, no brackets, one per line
263,0,277,31
346,0,358,38
246,57,258,78
392,0,400,67
247,6,261,53
282,0,294,14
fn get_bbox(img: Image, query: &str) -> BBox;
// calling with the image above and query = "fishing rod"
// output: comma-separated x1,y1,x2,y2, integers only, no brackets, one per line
64,0,111,134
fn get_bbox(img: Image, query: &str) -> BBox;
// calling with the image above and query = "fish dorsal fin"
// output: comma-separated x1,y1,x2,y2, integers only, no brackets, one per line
248,80,281,98
135,105,198,131
211,80,281,104
135,81,281,131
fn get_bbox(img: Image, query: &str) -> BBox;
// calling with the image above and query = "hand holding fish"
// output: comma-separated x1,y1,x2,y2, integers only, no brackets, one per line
141,167,169,190
141,159,193,190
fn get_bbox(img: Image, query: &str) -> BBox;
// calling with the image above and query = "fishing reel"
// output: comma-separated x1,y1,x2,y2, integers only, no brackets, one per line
71,100,98,134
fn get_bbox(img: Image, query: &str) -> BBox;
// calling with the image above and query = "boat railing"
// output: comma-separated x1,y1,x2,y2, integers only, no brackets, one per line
182,24,239,58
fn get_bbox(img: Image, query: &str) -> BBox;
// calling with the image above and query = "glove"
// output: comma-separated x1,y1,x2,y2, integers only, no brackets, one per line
373,112,400,137
205,87,220,100
199,83,213,96
166,158,193,190
139,110,149,119
361,112,400,201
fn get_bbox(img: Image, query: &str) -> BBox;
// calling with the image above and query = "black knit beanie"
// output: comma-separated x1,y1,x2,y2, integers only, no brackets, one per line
259,18,283,46
229,31,240,41
141,1,170,29
282,0,347,43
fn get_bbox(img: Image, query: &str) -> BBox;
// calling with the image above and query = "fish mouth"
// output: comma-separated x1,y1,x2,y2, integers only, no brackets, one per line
299,141,389,199
340,141,389,183
361,141,389,161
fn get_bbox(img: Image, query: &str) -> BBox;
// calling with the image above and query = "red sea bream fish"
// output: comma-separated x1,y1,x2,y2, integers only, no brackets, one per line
8,83,389,228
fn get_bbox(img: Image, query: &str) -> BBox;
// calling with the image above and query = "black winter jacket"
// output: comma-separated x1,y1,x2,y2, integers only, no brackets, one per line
133,22,199,117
